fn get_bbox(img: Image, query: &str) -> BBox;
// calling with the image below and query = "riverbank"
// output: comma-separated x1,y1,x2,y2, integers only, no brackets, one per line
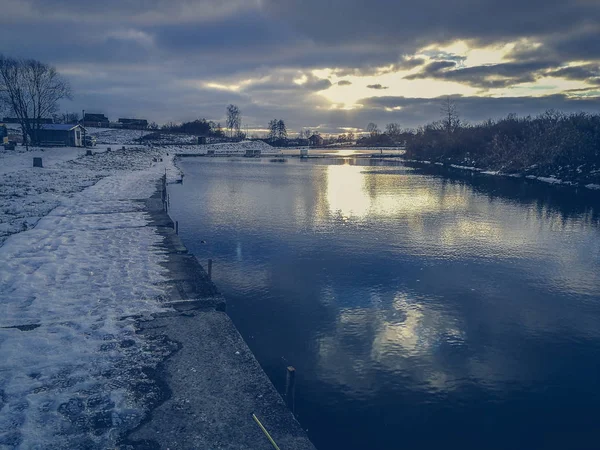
397,157,600,191
0,143,314,449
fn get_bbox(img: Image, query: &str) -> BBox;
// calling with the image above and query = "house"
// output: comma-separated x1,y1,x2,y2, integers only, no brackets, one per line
308,134,323,147
118,118,148,129
83,113,109,128
35,124,85,147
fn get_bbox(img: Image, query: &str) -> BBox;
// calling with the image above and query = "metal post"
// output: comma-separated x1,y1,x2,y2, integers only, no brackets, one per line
207,259,213,280
82,109,86,148
175,221,179,235
285,366,296,413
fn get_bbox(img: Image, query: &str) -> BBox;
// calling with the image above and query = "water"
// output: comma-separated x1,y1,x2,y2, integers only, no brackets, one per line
168,156,600,450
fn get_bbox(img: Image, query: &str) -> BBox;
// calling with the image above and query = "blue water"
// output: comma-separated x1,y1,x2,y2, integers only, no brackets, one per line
168,156,600,450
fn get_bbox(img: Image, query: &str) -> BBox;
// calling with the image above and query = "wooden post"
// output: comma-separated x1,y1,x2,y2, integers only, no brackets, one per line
285,366,296,413
33,157,43,168
207,259,213,280
175,221,179,235
86,149,93,156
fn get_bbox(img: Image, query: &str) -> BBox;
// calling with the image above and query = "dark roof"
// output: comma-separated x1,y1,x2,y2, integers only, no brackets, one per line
39,124,84,131
84,113,108,121
118,118,148,124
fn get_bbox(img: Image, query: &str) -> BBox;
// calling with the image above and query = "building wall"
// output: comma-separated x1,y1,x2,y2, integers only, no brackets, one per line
37,129,83,147
38,130,69,145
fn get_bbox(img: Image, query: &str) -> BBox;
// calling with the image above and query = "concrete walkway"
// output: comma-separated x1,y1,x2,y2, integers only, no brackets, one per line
123,185,315,449
0,153,315,449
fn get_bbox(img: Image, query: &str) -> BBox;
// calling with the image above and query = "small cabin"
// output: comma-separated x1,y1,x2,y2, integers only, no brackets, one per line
36,124,85,147
308,134,323,147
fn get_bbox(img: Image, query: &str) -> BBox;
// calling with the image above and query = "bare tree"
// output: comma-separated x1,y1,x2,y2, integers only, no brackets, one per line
385,122,401,139
276,119,287,140
366,122,379,137
226,104,241,138
440,96,460,134
0,55,72,149
347,130,355,142
267,119,278,142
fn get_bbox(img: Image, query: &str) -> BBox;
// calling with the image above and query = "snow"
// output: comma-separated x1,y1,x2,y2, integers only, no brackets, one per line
450,164,479,171
0,133,184,448
173,140,281,155
586,184,600,190
86,127,153,145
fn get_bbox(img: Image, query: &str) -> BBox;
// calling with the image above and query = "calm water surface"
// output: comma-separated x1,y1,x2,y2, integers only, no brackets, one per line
169,156,600,450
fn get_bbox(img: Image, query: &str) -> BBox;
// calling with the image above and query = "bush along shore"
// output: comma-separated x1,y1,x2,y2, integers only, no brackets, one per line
404,110,600,189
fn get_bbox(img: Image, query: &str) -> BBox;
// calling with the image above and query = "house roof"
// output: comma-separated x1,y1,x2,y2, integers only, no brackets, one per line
84,114,108,120
39,124,84,131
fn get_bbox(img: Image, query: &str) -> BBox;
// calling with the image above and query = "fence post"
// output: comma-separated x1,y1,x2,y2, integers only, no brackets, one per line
33,157,43,168
175,221,179,235
285,366,296,413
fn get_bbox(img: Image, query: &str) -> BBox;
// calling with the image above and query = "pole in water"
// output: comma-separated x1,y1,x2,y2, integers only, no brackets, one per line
285,366,296,413
207,258,213,280
175,220,179,235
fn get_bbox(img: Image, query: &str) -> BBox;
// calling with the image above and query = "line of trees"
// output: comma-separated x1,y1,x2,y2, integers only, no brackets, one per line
0,54,72,149
402,98,600,182
355,121,408,146
160,118,225,137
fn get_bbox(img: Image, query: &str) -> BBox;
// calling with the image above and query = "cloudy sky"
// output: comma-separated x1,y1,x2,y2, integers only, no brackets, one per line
1,0,599,134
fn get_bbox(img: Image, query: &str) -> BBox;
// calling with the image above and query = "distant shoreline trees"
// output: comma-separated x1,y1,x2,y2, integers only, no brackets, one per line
160,118,225,137
405,109,600,183
267,119,287,143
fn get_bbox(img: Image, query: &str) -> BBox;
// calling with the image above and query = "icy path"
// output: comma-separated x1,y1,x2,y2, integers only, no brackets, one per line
0,153,181,448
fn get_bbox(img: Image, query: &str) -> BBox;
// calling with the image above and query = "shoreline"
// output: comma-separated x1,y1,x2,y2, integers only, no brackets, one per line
397,158,600,192
0,145,315,449
123,178,316,449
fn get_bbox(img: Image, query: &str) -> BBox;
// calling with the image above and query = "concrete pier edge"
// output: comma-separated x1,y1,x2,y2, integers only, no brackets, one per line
120,180,316,449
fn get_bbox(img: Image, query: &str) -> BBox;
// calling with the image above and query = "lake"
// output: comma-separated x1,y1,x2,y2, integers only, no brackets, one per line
168,155,600,450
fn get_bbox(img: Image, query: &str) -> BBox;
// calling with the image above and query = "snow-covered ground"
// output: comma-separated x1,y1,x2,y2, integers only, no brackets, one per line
0,137,292,448
0,135,185,447
173,140,281,155
85,127,153,145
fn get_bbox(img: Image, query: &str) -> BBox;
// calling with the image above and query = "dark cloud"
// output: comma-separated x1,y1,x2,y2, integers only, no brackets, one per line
546,64,600,83
367,84,388,90
337,80,352,86
1,0,599,131
406,60,560,88
358,94,600,126
262,0,600,51
508,28,600,64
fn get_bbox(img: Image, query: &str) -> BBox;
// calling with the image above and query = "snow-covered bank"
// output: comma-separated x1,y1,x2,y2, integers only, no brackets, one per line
173,140,281,156
0,137,316,450
401,158,600,191
0,146,172,245
0,143,182,448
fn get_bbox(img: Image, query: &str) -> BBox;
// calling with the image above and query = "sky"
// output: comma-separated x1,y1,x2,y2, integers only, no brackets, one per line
1,0,599,134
